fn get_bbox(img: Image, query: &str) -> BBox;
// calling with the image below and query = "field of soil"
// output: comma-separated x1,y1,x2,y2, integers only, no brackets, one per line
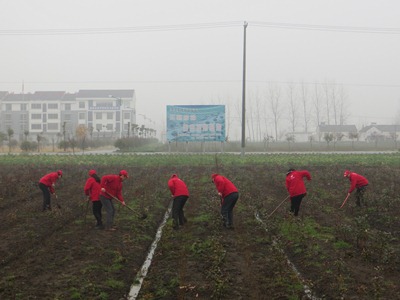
0,155,399,299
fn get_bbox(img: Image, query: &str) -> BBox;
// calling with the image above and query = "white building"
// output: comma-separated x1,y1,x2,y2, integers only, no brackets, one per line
0,89,136,142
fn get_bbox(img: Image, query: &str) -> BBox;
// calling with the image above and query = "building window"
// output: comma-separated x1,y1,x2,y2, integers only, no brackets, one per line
31,114,42,120
79,102,85,109
20,123,28,131
47,123,59,130
48,103,58,109
48,114,58,119
20,114,28,121
6,104,12,111
107,112,113,120
124,112,131,119
96,124,103,131
21,104,28,111
96,113,102,120
106,124,113,130
65,104,71,111
64,114,71,121
79,112,86,120
5,114,12,121
31,103,41,109
96,101,113,107
31,124,42,130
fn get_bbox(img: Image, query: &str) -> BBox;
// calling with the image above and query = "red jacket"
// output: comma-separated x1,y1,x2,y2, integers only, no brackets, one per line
286,170,311,197
84,177,101,202
39,172,60,194
168,174,189,197
348,172,369,193
100,174,124,202
212,174,238,199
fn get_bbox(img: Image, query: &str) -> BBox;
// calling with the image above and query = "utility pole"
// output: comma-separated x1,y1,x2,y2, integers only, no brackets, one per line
241,21,248,157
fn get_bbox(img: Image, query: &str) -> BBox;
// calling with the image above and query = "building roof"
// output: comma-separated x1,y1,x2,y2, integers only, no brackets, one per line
318,124,357,133
3,93,34,101
33,91,66,100
76,89,135,98
1,89,134,101
359,124,400,133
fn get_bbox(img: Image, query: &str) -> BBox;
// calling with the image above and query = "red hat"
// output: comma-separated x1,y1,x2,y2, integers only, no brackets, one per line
344,170,351,177
88,169,96,176
119,170,129,178
57,170,63,177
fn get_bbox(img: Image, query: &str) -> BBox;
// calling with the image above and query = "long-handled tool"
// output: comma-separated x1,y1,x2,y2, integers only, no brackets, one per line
105,191,147,219
53,193,62,209
267,195,290,218
340,193,351,209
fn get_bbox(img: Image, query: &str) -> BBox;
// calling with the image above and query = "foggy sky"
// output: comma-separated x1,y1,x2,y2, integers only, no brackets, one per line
1,0,400,140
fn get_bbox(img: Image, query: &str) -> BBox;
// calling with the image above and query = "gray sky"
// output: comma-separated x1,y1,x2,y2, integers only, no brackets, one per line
1,0,400,140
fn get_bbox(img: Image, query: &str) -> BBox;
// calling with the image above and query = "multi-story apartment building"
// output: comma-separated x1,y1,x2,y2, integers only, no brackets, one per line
0,89,136,142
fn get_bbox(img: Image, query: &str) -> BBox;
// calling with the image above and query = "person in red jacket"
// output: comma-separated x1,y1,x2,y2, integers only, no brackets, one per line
168,174,190,230
84,169,103,229
286,169,312,216
344,170,369,206
99,170,128,231
38,170,62,211
211,173,239,229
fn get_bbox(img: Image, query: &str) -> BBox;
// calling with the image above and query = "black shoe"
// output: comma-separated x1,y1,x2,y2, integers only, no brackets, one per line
95,224,104,230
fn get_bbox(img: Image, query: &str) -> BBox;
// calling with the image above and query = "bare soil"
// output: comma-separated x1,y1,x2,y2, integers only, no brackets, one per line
0,163,399,299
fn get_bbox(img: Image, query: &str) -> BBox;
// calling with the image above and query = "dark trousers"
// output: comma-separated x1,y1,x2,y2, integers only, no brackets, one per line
221,192,239,227
356,185,368,206
172,195,188,228
100,195,115,229
39,183,51,210
290,193,306,216
92,201,103,225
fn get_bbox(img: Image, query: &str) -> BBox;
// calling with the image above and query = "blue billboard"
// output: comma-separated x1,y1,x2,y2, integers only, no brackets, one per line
166,105,225,142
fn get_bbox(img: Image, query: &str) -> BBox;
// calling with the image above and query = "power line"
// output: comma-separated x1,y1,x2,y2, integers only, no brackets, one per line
0,21,243,36
1,80,400,88
251,21,400,34
1,21,400,36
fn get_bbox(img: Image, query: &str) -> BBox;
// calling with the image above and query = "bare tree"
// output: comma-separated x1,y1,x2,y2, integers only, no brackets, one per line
76,124,88,152
322,80,332,125
338,85,349,125
267,84,283,141
286,82,298,133
300,81,310,133
331,84,339,125
246,94,255,141
313,83,323,141
254,90,263,142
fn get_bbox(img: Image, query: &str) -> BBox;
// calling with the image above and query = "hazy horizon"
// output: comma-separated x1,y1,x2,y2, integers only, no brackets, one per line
1,0,400,140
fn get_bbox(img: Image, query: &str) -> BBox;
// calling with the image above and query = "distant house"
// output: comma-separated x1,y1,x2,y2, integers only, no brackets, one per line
317,124,358,141
359,124,400,142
